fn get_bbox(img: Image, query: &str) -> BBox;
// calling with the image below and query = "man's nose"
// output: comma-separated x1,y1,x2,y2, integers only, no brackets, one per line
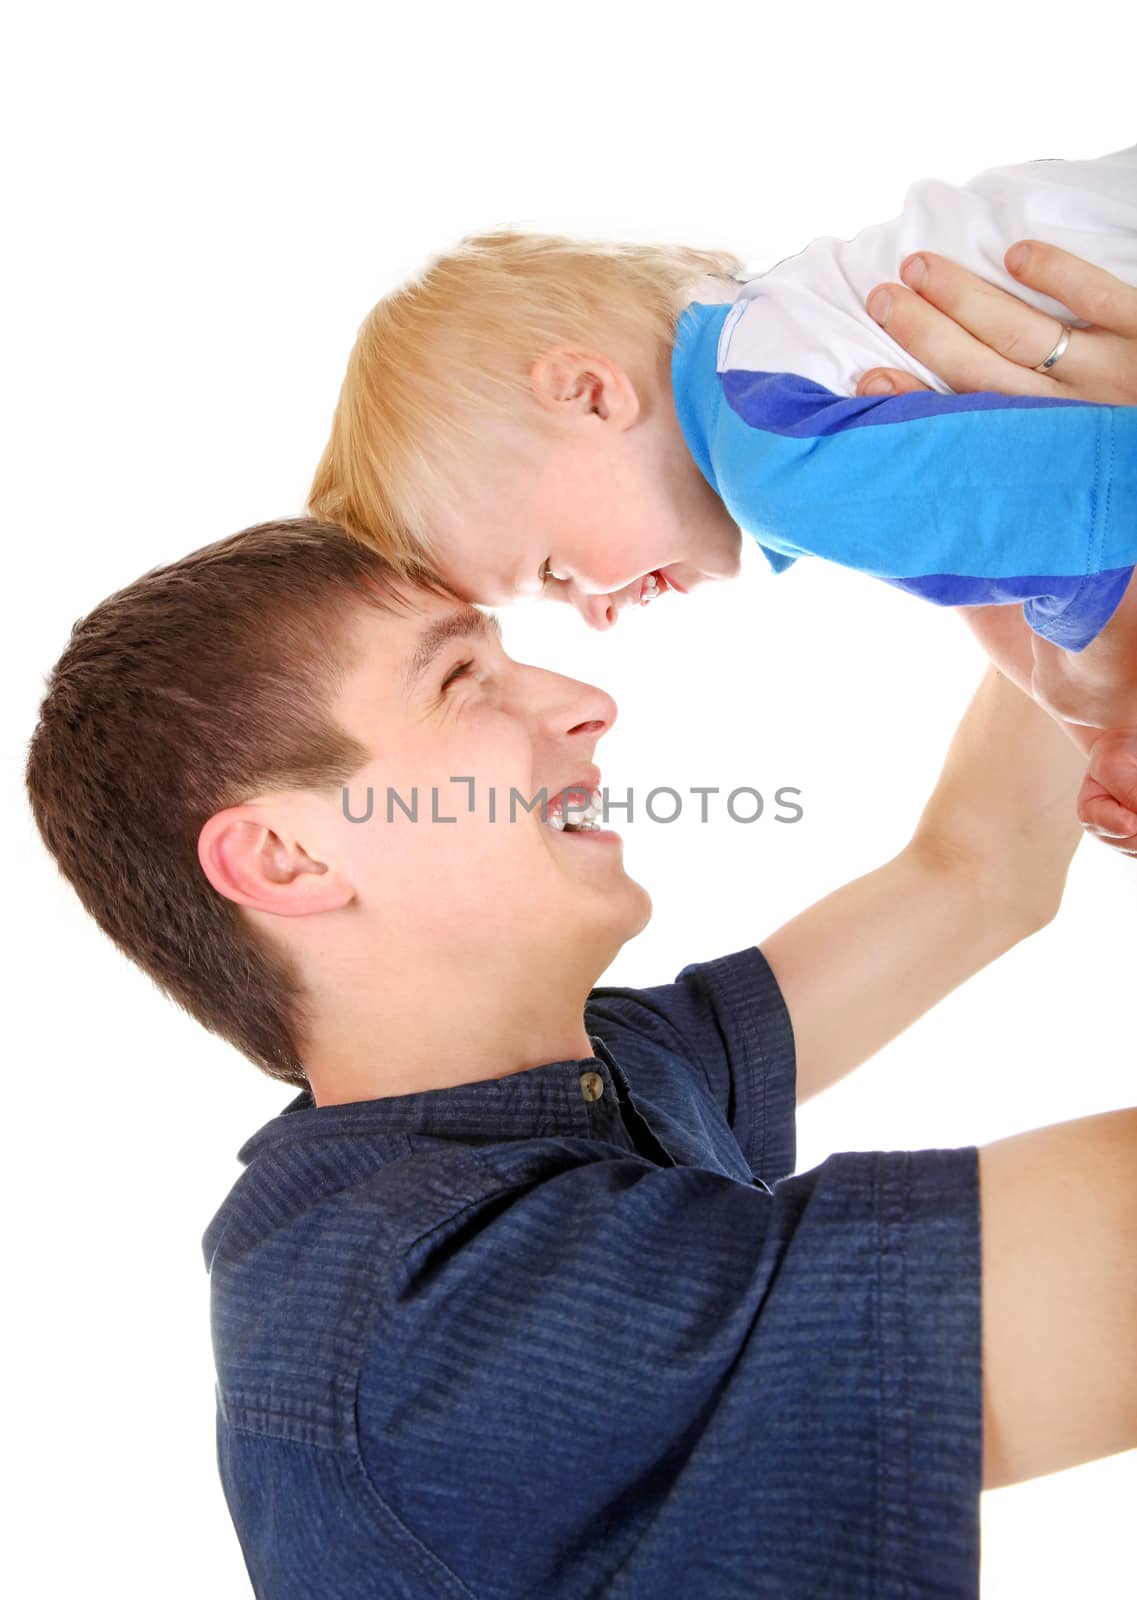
563,681,619,742
529,669,618,742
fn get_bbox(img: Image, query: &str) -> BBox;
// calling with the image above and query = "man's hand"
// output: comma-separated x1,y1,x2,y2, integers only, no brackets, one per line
1078,731,1137,855
857,241,1137,404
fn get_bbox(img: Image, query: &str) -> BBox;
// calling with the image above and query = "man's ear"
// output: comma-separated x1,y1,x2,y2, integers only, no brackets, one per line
197,806,355,918
528,347,640,429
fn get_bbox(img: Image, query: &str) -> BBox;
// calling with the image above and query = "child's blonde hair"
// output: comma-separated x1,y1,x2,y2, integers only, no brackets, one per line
307,230,744,573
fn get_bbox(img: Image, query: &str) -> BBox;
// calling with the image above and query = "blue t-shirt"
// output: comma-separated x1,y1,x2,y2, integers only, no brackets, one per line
673,300,1137,651
203,946,982,1598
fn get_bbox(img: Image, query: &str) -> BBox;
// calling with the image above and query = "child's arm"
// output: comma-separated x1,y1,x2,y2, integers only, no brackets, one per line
961,603,1097,750
702,362,1137,659
1031,568,1137,729
962,589,1137,739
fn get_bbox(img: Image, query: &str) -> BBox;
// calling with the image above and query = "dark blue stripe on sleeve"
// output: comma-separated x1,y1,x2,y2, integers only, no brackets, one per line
720,369,1093,438
885,564,1136,651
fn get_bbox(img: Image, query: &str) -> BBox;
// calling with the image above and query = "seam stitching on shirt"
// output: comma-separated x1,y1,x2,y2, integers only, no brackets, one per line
872,1154,883,1600
588,992,714,1105
350,1280,488,1596
1088,410,1103,581
749,945,792,1180
756,983,769,1179
346,1394,483,1599
718,299,746,370
222,1415,342,1448
219,1417,481,1596
694,950,769,1177
688,963,751,1158
397,1147,515,1256
589,979,747,1165
902,1152,913,1598
1101,408,1114,577
739,968,767,1179
1071,408,1104,601
1064,406,1105,600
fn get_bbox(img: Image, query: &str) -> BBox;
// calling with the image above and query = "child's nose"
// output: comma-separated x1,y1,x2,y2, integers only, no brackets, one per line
572,589,618,630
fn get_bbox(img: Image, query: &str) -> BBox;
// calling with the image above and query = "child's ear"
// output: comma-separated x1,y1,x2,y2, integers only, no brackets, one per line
529,347,640,429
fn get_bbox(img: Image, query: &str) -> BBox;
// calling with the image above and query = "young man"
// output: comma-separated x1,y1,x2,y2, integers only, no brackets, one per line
26,517,1136,1597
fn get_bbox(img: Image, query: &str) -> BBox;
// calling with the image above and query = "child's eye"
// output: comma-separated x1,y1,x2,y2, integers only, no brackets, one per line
540,560,570,589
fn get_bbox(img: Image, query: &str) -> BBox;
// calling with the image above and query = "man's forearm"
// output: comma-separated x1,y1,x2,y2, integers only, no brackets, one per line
762,667,1085,1103
762,846,1034,1103
909,665,1086,931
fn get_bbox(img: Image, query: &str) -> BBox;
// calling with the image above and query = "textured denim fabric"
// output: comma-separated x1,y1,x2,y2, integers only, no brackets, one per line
203,946,981,1597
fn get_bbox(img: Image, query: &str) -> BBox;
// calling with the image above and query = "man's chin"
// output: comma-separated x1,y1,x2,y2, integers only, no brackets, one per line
583,913,651,1002
607,878,653,945
580,877,653,964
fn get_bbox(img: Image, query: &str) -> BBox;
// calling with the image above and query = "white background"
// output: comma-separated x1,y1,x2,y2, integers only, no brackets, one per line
5,3,1135,1595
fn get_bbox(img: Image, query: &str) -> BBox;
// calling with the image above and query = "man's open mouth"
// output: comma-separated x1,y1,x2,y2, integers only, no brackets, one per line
543,787,605,832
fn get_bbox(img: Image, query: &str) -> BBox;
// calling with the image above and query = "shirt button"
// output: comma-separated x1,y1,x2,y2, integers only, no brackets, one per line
579,1071,605,1102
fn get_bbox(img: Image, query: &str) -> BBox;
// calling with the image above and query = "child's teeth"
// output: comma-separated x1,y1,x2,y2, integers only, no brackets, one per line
591,789,603,811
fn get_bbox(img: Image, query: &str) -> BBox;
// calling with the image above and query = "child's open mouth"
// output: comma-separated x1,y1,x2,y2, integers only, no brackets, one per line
639,570,675,606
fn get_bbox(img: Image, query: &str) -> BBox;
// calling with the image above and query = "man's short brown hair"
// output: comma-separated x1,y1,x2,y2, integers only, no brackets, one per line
26,517,449,1086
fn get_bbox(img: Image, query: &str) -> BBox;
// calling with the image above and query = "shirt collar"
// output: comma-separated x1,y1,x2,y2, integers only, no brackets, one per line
671,299,736,499
236,1033,658,1168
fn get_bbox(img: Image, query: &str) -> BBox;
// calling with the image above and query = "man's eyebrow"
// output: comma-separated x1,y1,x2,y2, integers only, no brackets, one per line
402,607,503,695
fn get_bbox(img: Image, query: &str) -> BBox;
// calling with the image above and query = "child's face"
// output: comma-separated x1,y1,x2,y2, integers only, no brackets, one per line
430,386,743,629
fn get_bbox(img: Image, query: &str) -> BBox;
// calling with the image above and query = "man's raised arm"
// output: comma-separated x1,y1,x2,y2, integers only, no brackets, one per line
760,666,1085,1104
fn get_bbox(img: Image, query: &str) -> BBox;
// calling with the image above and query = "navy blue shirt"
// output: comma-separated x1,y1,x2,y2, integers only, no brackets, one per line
203,946,982,1598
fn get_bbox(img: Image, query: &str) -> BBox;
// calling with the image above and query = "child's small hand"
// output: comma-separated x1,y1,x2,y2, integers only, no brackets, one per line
1076,731,1137,857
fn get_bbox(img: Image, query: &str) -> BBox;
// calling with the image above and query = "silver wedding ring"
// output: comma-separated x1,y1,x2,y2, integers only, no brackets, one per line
1034,326,1071,372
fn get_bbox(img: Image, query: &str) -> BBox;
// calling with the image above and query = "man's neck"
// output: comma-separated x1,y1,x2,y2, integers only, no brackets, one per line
302,943,601,1106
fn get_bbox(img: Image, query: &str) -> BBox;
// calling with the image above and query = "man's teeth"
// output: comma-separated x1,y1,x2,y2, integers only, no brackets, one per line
546,789,606,831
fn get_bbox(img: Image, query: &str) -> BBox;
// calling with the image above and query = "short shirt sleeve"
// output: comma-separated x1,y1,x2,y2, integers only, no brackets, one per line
585,945,797,1186
713,374,1137,652
356,1141,982,1598
674,301,1137,651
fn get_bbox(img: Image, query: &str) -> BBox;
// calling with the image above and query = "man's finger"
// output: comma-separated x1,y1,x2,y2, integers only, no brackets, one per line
1077,764,1137,852
1006,241,1137,338
866,282,1051,396
897,251,1082,375
1079,788,1137,840
1084,729,1137,797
